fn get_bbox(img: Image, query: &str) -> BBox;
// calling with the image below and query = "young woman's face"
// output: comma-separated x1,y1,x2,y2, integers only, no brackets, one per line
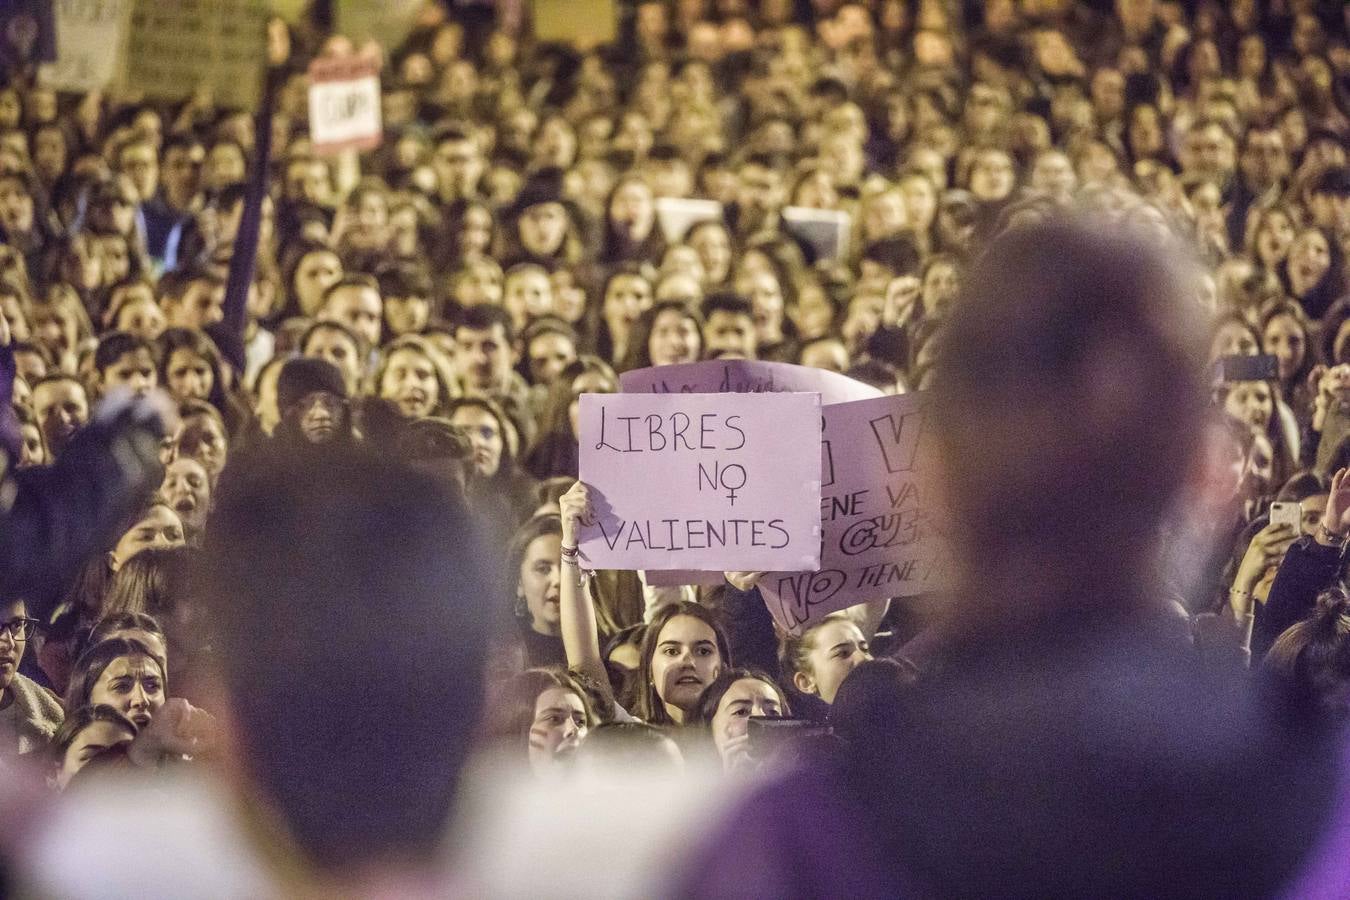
519,533,562,633
54,718,136,790
649,614,722,719
690,225,732,284
603,275,653,335
166,348,214,402
649,309,701,366
738,270,785,343
178,414,229,479
1288,230,1331,295
115,296,165,341
503,271,554,329
90,655,166,729
526,332,577,385
449,405,504,478
111,505,185,572
1256,211,1295,267
711,678,783,770
1262,314,1306,382
459,206,493,256
380,347,440,419
528,686,587,776
1211,321,1259,360
161,456,211,537
569,371,613,436
609,180,656,239
1223,381,1275,434
455,260,503,307
900,176,938,231
0,178,34,233
519,202,569,256
294,251,342,316
796,618,871,704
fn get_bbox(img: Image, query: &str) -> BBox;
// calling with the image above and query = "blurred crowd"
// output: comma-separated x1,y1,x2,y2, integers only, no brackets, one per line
1,0,1350,896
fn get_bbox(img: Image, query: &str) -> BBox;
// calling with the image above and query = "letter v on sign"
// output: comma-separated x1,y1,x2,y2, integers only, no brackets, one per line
868,411,922,474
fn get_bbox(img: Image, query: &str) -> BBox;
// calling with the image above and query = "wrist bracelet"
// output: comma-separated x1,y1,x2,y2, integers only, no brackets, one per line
1317,523,1347,545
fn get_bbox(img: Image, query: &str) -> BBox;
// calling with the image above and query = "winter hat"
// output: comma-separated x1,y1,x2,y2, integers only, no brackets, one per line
277,358,348,414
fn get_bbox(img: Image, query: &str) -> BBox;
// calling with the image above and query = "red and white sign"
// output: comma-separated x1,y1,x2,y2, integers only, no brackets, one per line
307,56,382,155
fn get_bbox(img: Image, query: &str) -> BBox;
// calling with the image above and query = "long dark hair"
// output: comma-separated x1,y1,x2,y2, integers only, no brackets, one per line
635,601,731,725
64,636,166,712
620,299,704,372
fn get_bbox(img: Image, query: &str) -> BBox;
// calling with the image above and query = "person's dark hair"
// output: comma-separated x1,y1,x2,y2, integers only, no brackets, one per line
861,235,922,277
101,547,190,620
574,720,682,771
1264,587,1350,720
64,636,166,713
622,299,704,371
319,273,381,309
375,261,432,301
47,704,138,768
94,331,157,374
195,444,496,872
456,302,515,344
692,667,791,727
86,612,166,652
1275,470,1329,504
844,358,901,393
701,291,753,321
827,657,918,745
635,601,731,725
300,317,367,360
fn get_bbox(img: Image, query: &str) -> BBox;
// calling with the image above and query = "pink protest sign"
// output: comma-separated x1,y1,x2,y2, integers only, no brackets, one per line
577,392,822,572
620,360,882,404
760,392,952,635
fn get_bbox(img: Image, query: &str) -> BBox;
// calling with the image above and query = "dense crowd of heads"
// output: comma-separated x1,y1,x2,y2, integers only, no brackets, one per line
1,0,1350,889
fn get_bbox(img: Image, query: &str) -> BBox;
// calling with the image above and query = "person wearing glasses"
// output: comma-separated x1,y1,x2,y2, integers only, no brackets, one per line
0,596,63,759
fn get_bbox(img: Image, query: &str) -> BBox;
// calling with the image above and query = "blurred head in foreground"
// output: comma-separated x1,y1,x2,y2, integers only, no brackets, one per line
195,445,493,881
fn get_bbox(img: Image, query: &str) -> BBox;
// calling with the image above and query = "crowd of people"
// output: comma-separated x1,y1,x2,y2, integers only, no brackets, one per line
2,0,1350,895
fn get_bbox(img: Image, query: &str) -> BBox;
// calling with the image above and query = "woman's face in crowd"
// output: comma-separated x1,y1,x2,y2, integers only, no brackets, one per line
649,309,701,366
603,274,653,337
0,293,28,342
690,224,732,285
900,175,938,231
54,719,136,790
1256,211,1295,268
1288,230,1331,295
519,202,569,257
550,269,587,323
519,533,562,632
114,295,165,341
1224,381,1275,434
0,177,34,233
1212,321,1259,360
20,422,43,467
738,270,785,342
569,371,613,436
450,405,504,478
166,349,214,402
455,260,503,307
90,654,165,730
294,250,342,316
178,414,229,479
161,456,211,537
205,144,247,191
1262,314,1306,382
528,686,587,776
526,332,577,385
380,347,440,419
503,270,554,329
1299,494,1329,537
797,618,871,704
969,150,1016,202
609,180,656,239
790,285,834,340
650,614,722,717
459,205,494,257
111,505,185,572
711,677,783,769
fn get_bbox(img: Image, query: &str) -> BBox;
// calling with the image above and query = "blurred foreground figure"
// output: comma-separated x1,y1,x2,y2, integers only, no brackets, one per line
681,218,1338,899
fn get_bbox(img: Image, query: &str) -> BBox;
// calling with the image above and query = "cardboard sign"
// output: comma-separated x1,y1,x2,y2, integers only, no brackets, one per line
655,197,723,243
39,0,130,92
621,360,882,405
532,0,617,49
759,393,951,634
120,0,266,110
782,206,852,262
307,56,382,155
578,392,822,572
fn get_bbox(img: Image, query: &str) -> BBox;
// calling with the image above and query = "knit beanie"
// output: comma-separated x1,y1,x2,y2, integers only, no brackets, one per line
277,358,348,413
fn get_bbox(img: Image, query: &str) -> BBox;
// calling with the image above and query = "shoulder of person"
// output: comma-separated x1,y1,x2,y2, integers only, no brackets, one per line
9,673,64,753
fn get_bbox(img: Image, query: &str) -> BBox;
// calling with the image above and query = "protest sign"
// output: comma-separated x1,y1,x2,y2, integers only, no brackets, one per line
307,56,382,155
578,392,822,572
39,0,130,93
336,0,422,51
532,0,617,49
759,392,951,634
620,359,882,404
655,197,723,243
120,0,267,110
782,206,852,262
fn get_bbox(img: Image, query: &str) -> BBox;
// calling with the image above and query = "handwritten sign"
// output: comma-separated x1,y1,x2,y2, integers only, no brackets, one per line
760,393,950,634
621,360,882,404
120,0,266,110
39,0,129,93
307,56,382,156
578,392,822,571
